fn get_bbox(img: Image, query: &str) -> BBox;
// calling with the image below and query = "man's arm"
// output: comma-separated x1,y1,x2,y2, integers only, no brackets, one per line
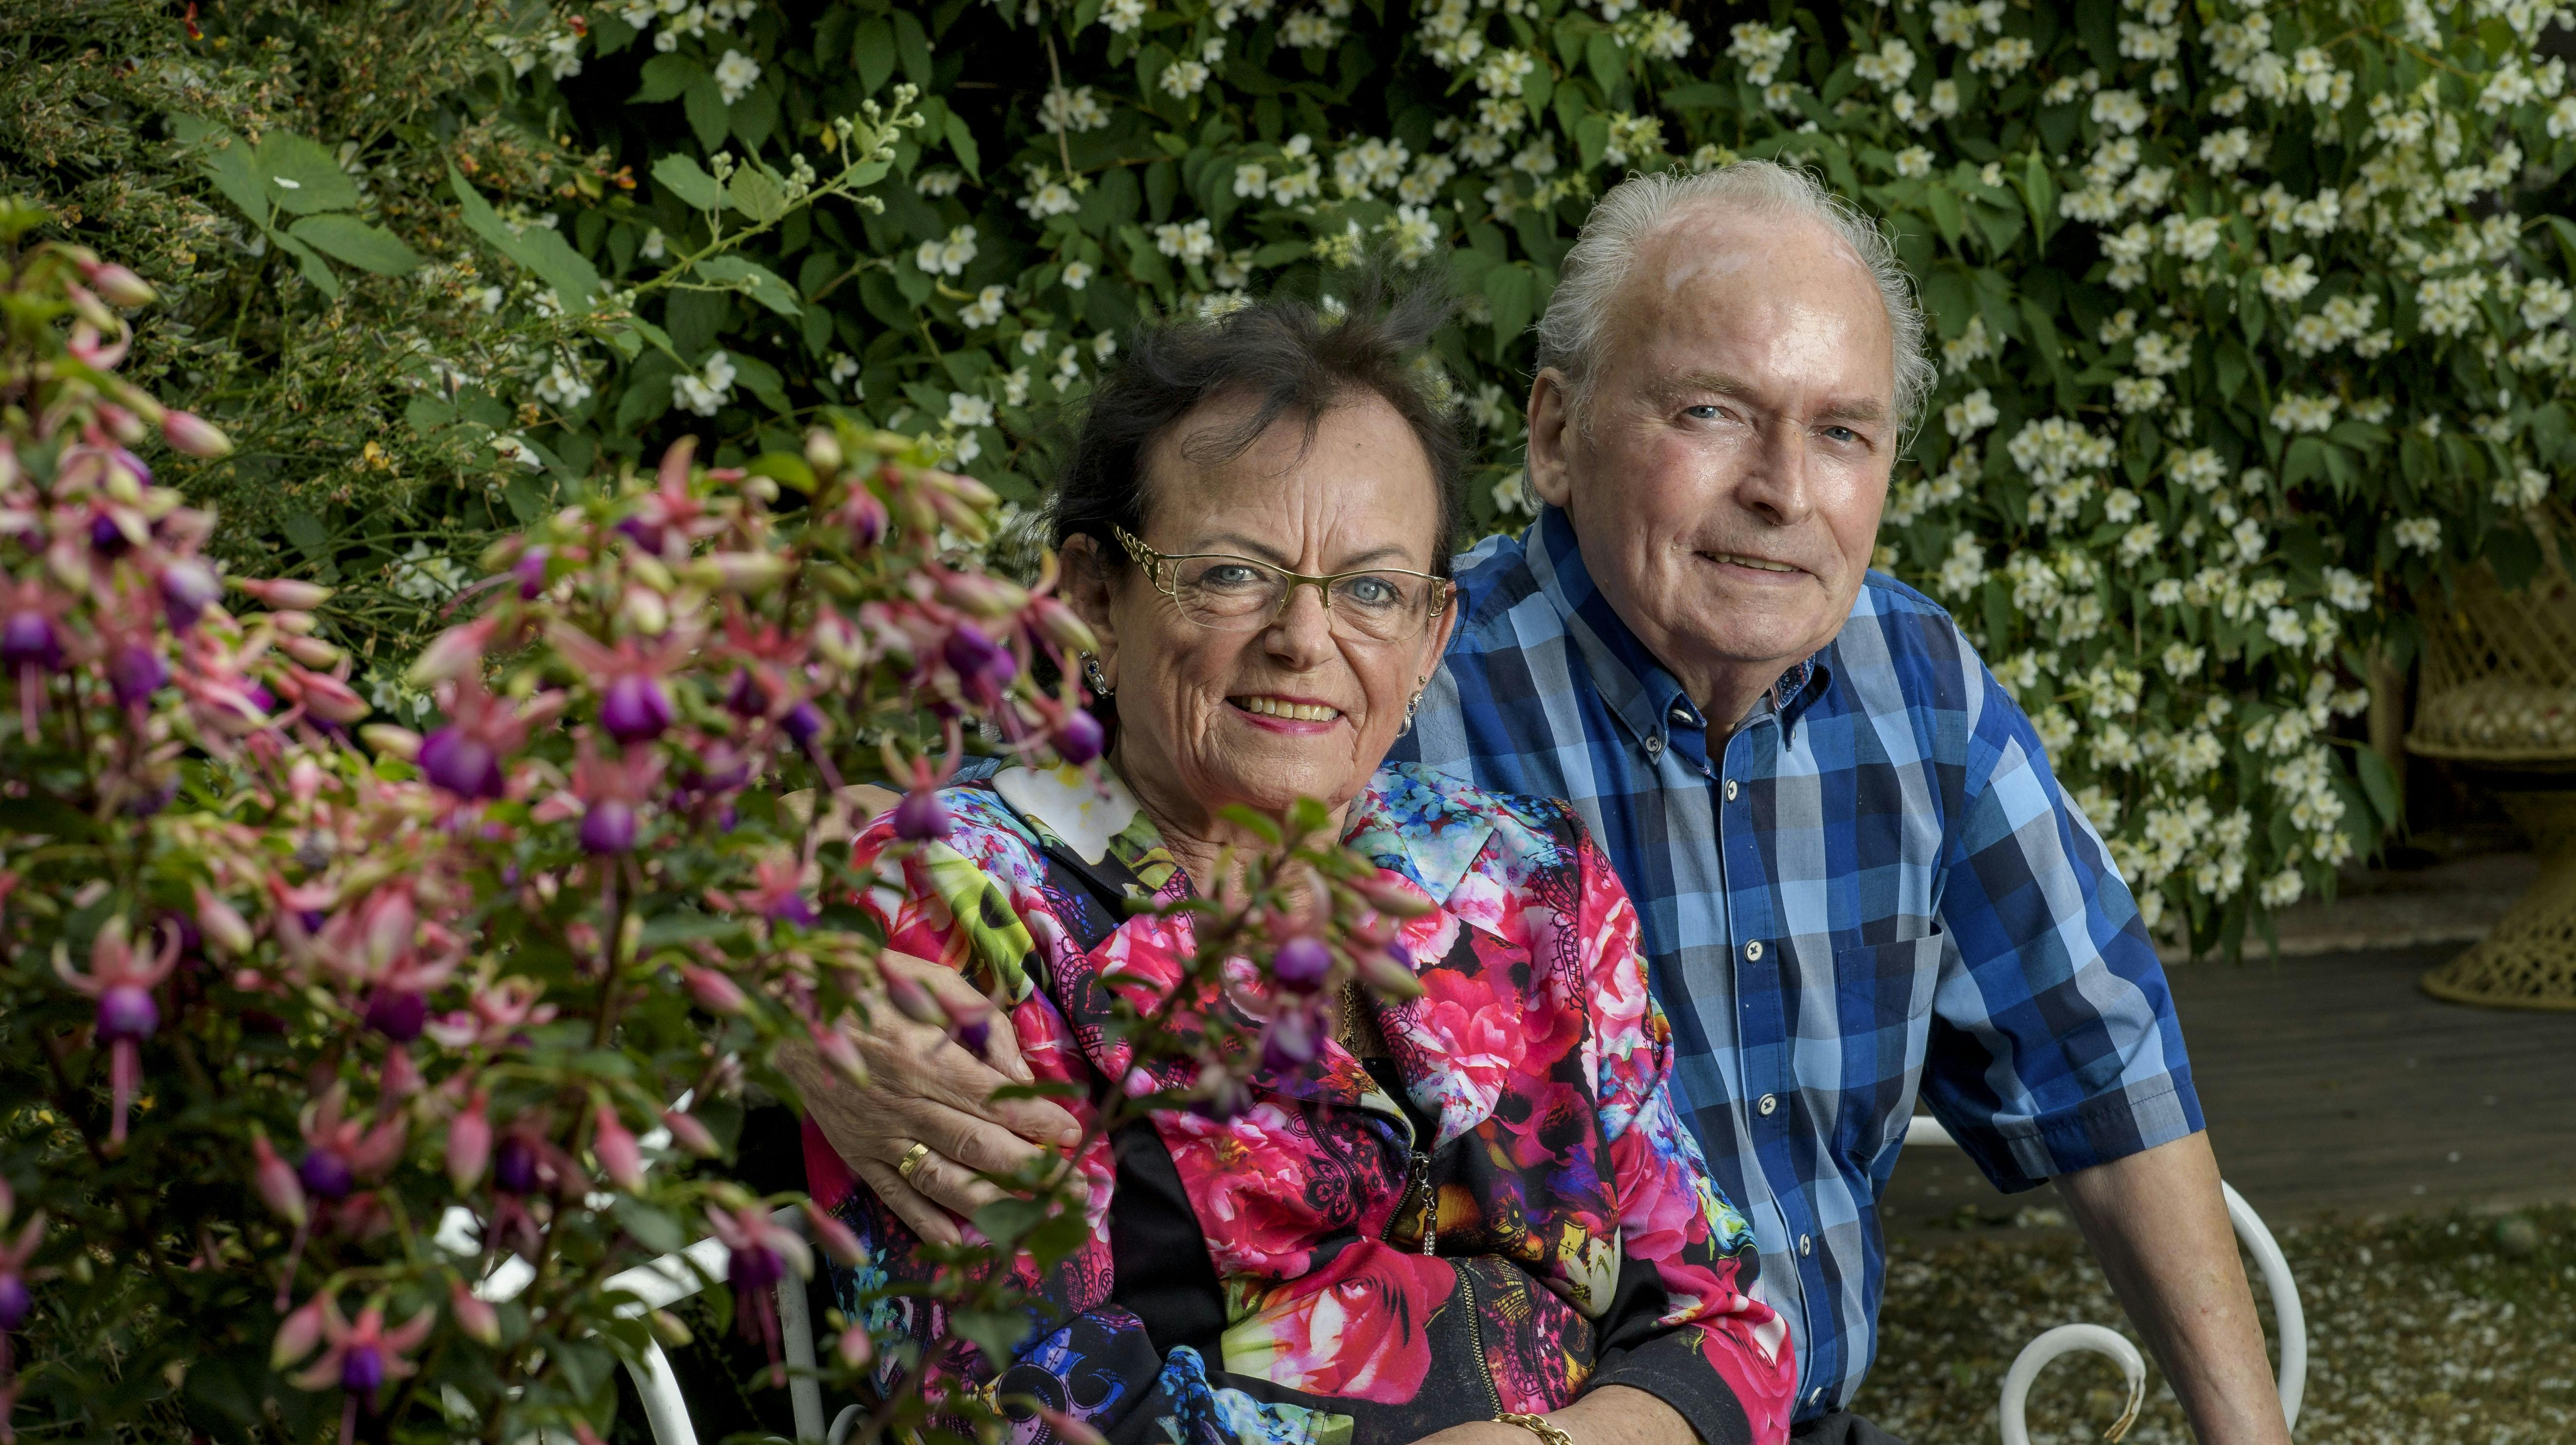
2057,1133,2290,1445
776,950,1082,1246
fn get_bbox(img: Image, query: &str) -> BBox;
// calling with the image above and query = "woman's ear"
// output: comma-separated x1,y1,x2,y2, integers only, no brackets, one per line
1418,586,1459,685
1058,532,1122,670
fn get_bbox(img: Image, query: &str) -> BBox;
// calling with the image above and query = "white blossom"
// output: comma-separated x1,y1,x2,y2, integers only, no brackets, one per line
713,50,761,105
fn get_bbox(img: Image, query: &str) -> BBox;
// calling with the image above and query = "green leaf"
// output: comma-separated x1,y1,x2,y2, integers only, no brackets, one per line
2282,436,2328,491
448,167,601,313
652,154,730,212
188,124,274,223
281,509,331,564
727,166,787,223
728,351,791,413
1484,263,1534,362
633,55,703,103
271,228,341,298
892,9,933,86
733,85,781,149
404,397,454,435
1215,805,1284,846
696,255,802,316
945,110,984,183
252,131,361,214
684,74,731,151
1924,184,1964,249
853,17,896,95
2018,152,2058,247
748,451,818,493
287,214,420,274
1584,32,1624,91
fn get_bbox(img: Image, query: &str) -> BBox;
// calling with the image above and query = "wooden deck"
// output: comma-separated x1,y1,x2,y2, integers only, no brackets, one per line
1884,942,2576,1233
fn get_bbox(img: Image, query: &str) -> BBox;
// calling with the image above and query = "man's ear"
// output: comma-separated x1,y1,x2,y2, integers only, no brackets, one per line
1058,532,1121,668
1525,368,1576,509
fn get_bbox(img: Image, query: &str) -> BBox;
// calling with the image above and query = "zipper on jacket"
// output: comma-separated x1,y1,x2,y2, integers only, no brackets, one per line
1454,1266,1505,1414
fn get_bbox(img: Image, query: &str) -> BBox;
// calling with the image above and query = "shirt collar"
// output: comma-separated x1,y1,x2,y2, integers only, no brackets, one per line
1528,506,1834,747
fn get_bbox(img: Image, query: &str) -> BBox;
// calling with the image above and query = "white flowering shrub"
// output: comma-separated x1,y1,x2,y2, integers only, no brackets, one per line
434,0,2576,954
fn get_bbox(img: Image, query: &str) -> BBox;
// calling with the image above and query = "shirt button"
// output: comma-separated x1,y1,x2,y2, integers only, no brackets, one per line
1668,701,1696,726
1745,939,1763,961
1644,733,1664,758
1798,1233,1813,1256
1725,778,1739,801
1757,1093,1778,1116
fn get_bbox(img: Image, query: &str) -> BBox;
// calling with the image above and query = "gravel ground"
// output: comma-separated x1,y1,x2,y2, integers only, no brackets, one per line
1867,1206,2576,1444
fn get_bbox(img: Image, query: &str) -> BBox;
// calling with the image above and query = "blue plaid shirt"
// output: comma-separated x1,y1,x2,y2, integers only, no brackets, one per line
1390,508,2201,1422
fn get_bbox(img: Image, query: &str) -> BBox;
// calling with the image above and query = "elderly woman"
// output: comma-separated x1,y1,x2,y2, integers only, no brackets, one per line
801,290,1794,1445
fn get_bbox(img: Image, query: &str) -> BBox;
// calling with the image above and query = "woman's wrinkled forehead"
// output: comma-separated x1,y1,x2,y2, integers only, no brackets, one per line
1134,390,1442,564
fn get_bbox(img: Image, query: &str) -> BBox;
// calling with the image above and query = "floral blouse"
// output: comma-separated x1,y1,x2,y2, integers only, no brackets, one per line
804,760,1795,1445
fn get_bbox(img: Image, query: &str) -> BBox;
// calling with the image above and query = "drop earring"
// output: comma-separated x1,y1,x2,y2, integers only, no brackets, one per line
1398,676,1425,736
1082,653,1115,699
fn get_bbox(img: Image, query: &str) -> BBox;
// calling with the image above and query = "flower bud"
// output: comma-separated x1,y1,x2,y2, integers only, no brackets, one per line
650,1308,694,1347
251,1129,308,1227
417,727,505,801
359,725,422,762
683,966,750,1016
447,1093,491,1191
298,1145,354,1200
162,410,234,458
1,610,62,675
688,552,787,594
96,983,160,1042
1053,708,1105,766
661,1108,721,1158
592,1102,645,1192
599,675,674,744
802,1200,869,1267
194,885,255,958
449,1279,502,1347
1350,874,1439,918
1031,598,1101,658
1035,1407,1107,1445
781,701,824,747
1259,1008,1320,1073
814,610,867,669
159,558,221,629
1352,942,1426,1000
83,261,157,309
363,989,427,1043
580,798,638,855
512,546,550,600
879,968,945,1027
272,1295,328,1368
891,788,950,842
406,624,486,686
1271,936,1333,994
804,427,844,476
936,570,1029,619
835,1324,875,1370
234,577,331,610
296,670,371,723
282,635,343,669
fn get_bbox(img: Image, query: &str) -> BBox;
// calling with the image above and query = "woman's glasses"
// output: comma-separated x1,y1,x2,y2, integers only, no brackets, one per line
1114,527,1453,643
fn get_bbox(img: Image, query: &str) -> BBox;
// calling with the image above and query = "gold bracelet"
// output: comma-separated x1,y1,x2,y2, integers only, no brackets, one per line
1496,1413,1576,1445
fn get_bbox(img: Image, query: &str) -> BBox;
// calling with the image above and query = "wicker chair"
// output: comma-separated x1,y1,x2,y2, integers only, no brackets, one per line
2407,559,2576,1011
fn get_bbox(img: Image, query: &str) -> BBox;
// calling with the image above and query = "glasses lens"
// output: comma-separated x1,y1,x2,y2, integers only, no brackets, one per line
1169,556,1439,640
1173,556,1287,630
1329,572,1433,641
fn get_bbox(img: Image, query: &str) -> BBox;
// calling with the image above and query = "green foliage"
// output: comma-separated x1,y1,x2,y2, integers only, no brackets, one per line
11,0,2576,950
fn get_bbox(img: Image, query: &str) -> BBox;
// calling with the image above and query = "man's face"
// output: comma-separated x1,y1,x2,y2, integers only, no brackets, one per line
1527,209,1899,712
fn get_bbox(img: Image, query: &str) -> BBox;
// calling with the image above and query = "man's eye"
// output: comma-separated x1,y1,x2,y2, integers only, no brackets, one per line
1683,404,1723,421
1822,425,1862,444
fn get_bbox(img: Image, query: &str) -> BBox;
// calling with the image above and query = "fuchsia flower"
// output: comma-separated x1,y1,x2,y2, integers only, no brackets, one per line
706,853,818,927
294,1087,408,1204
305,883,459,1043
0,1179,43,1334
566,733,663,855
617,437,717,556
548,622,697,747
415,676,530,802
704,1203,813,1359
275,1294,434,1444
53,916,181,1143
1,579,67,740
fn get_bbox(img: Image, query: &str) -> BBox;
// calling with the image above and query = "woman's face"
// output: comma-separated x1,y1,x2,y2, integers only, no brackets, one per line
1070,390,1455,837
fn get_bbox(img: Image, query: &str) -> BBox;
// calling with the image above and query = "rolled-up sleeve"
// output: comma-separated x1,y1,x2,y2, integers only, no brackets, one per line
1918,686,2203,1193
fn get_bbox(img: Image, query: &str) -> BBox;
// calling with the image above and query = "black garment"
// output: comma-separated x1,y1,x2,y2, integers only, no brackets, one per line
1790,1409,1910,1445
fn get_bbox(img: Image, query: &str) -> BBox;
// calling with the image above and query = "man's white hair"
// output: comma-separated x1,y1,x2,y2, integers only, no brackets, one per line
1533,161,1936,427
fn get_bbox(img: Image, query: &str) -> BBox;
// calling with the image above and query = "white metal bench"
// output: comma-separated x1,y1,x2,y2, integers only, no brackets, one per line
1901,1115,2306,1443
583,1124,2306,1445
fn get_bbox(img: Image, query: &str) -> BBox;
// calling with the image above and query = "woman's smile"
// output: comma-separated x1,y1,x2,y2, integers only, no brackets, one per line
1229,693,1346,730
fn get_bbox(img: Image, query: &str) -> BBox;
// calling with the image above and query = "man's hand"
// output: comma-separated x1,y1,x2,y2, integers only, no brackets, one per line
777,951,1083,1246
2058,1132,2292,1445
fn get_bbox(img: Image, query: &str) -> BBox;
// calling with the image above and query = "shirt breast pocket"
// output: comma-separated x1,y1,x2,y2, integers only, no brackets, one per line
1830,931,1944,1162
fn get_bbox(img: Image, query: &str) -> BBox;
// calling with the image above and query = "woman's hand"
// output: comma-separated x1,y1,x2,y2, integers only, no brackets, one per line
1407,1387,1697,1445
775,950,1083,1245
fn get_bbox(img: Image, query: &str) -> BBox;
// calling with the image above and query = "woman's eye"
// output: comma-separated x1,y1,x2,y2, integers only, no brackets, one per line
1343,576,1399,606
1200,564,1265,587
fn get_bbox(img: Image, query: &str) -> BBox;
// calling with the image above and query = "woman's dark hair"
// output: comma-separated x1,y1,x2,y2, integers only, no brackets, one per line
1051,275,1470,579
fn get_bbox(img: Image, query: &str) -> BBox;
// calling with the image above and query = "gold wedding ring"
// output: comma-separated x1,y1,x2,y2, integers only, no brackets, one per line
894,1140,932,1183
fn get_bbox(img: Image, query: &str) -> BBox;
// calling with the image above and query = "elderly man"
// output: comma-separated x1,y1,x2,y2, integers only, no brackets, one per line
792,164,2287,1445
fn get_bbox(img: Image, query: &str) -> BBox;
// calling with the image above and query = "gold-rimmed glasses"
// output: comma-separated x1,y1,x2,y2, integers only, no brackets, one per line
1113,526,1453,643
